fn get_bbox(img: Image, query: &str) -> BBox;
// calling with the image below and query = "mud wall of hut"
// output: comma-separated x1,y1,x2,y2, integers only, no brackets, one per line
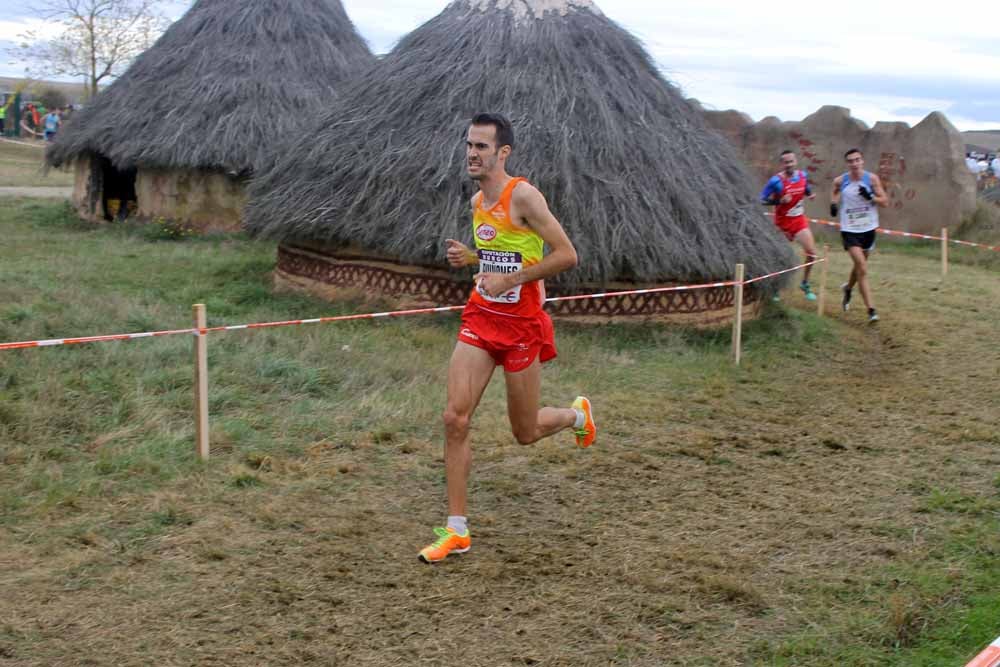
136,168,245,233
699,105,977,235
69,158,245,232
71,157,104,223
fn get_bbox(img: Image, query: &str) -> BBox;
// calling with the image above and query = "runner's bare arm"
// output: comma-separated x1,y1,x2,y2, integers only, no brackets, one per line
508,183,578,284
442,198,482,268
869,174,889,207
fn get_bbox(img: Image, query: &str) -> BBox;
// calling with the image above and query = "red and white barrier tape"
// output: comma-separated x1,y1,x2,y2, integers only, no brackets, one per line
1,278,764,352
810,218,1000,251
966,636,1000,667
743,257,826,286
0,327,201,351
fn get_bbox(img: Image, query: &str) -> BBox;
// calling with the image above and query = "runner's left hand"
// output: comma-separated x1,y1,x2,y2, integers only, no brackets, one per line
474,272,516,298
858,185,874,201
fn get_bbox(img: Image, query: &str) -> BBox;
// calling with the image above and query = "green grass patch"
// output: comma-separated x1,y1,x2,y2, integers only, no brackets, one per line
753,515,1000,666
0,140,73,187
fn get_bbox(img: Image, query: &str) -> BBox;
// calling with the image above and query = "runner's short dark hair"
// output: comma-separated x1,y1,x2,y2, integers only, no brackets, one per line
471,113,514,151
845,148,863,159
780,149,795,158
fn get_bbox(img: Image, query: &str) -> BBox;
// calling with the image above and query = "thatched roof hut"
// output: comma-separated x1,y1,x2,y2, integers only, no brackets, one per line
246,0,795,319
46,0,374,231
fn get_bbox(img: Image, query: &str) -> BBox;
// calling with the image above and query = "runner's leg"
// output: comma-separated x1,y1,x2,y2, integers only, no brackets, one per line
847,246,874,310
503,359,576,445
443,342,497,516
795,228,818,283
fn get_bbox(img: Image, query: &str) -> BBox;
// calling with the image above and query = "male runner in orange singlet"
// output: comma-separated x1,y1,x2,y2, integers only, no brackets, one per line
418,113,597,563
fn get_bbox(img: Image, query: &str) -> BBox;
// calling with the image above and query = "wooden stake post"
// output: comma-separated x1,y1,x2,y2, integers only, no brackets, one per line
817,245,830,317
193,304,210,460
941,227,949,279
732,263,745,366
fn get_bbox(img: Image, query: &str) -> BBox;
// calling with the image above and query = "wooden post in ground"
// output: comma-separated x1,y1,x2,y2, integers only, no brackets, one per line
193,304,210,461
941,227,949,279
732,263,745,366
817,244,830,317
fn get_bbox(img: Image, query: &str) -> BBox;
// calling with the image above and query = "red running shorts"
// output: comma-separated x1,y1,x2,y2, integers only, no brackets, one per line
776,215,810,241
457,303,557,373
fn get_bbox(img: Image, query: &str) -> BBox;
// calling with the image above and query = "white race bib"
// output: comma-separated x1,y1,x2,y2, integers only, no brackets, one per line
843,206,872,231
788,202,804,217
477,249,522,304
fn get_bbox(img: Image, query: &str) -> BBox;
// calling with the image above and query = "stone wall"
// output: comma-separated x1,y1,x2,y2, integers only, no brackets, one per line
700,105,977,235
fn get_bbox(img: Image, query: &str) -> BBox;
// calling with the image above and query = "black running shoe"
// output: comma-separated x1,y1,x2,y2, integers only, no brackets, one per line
868,308,879,323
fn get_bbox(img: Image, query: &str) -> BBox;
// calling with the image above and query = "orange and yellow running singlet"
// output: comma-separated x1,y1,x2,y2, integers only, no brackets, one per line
468,177,544,317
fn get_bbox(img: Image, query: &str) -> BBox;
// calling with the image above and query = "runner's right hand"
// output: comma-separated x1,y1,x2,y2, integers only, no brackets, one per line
830,203,838,218
445,239,472,268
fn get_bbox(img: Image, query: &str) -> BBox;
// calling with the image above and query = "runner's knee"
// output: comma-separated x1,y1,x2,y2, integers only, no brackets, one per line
511,425,538,446
442,409,471,437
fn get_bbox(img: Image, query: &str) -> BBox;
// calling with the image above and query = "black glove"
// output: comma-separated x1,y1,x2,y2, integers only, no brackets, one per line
830,203,839,218
858,184,874,201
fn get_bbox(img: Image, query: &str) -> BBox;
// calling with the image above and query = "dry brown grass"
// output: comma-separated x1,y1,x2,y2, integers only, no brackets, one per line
0,216,998,665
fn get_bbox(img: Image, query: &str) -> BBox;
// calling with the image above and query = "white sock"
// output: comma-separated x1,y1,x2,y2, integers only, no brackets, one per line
447,515,467,535
573,409,586,429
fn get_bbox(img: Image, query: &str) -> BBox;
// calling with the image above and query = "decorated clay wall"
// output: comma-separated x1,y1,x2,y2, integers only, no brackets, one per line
700,105,977,235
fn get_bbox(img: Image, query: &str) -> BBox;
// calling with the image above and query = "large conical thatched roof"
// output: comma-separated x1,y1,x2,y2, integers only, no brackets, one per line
245,0,794,284
47,0,374,174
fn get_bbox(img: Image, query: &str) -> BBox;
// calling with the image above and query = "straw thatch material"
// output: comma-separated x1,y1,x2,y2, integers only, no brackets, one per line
245,0,795,285
46,0,374,174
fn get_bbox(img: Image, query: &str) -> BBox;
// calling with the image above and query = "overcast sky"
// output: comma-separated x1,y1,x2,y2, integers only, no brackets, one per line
2,0,998,131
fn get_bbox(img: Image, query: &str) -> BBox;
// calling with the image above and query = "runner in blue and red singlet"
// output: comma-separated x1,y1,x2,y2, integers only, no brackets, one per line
760,150,819,300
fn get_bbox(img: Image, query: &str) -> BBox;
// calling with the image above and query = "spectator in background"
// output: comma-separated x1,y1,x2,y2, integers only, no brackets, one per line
0,100,6,135
991,154,1000,178
966,153,981,175
21,103,40,139
43,108,61,141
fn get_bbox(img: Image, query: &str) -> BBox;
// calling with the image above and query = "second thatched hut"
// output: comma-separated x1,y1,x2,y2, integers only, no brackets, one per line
46,0,374,231
246,0,795,319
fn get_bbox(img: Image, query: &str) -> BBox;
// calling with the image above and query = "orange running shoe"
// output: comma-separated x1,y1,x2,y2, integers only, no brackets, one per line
572,396,597,448
418,526,471,563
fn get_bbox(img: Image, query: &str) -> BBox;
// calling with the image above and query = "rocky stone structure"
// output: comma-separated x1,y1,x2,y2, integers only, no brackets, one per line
700,104,977,234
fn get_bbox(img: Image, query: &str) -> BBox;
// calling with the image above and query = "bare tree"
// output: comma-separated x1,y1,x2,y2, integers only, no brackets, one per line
16,0,170,100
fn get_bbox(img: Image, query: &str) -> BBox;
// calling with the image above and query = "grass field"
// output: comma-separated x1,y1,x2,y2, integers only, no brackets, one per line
0,199,998,666
0,140,74,188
